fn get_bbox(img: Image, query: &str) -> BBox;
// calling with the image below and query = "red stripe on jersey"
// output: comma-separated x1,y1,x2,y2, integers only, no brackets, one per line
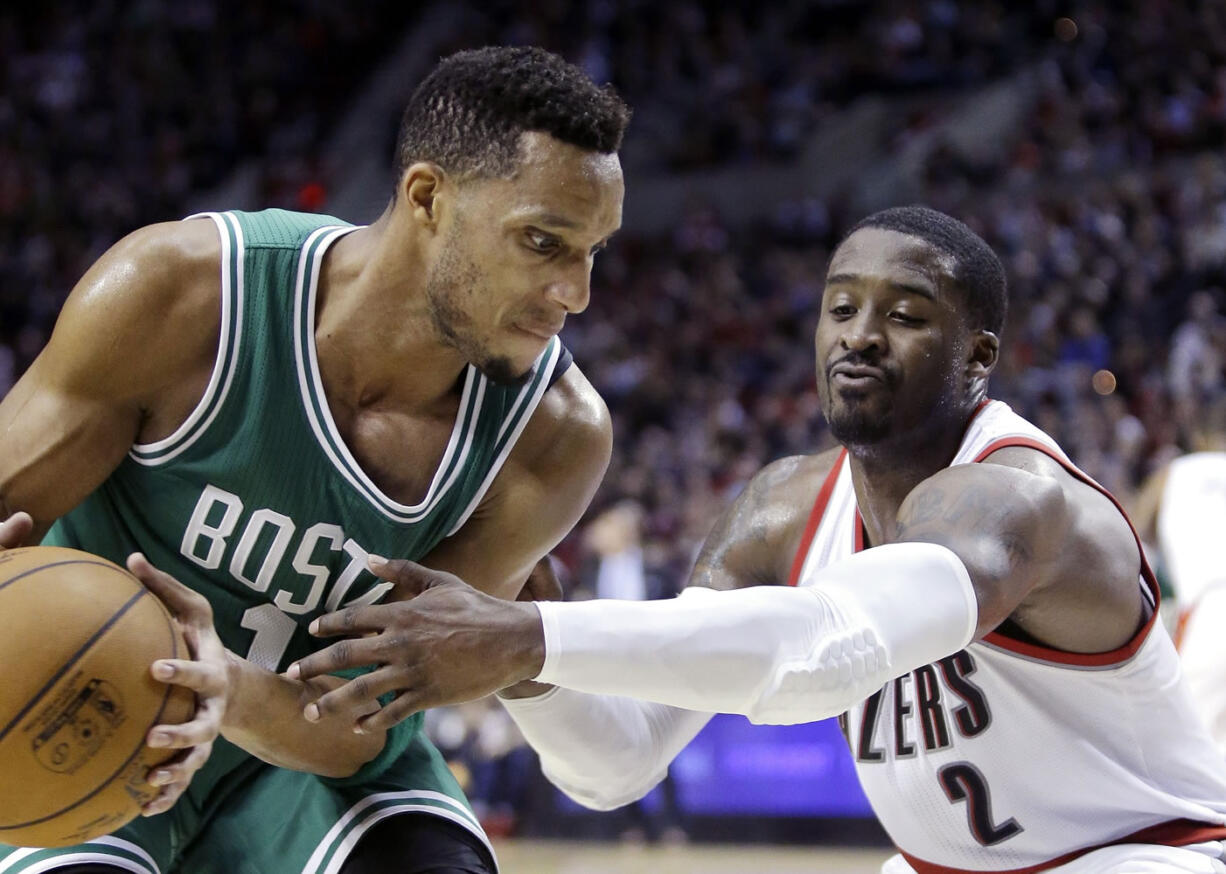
900,818,1226,873
787,450,847,586
974,436,1162,668
791,401,991,584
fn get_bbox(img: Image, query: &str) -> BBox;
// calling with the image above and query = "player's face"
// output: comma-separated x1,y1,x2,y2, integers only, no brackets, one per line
815,228,972,447
424,132,624,384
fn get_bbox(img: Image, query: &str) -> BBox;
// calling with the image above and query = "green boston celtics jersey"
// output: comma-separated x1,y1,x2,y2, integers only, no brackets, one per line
35,210,562,864
47,208,563,672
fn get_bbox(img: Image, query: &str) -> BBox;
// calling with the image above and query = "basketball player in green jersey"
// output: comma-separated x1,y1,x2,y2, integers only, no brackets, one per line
0,47,628,874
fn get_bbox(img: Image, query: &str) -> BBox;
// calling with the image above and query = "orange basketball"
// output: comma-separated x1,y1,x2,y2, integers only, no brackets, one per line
0,546,196,848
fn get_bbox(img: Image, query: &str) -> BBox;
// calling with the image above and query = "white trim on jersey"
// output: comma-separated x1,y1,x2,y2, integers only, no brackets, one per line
446,337,562,536
129,210,246,466
0,836,161,874
291,225,487,524
301,790,495,874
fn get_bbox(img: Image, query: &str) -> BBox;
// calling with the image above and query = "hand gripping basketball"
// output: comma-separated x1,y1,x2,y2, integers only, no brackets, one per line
287,556,547,733
0,511,34,549
125,553,233,817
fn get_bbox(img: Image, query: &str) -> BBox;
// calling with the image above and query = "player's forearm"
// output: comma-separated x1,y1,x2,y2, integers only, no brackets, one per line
500,687,711,810
531,543,978,724
220,651,384,777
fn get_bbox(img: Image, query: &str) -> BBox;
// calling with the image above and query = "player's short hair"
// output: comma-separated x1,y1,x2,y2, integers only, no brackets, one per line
393,46,631,190
844,205,1008,336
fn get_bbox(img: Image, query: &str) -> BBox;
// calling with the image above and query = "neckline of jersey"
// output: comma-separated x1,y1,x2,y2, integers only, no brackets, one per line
293,224,485,522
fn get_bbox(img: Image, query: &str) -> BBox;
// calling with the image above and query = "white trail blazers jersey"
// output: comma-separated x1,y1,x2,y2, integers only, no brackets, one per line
788,401,1226,873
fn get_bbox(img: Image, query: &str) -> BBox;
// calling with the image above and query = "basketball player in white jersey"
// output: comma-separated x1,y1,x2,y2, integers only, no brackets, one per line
293,206,1226,873
1134,397,1226,757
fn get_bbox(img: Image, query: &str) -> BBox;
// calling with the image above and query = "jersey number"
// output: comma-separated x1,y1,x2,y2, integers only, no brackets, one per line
938,762,1023,846
240,603,298,671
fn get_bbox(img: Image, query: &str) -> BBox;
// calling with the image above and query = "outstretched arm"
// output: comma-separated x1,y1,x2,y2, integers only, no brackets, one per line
295,459,1085,726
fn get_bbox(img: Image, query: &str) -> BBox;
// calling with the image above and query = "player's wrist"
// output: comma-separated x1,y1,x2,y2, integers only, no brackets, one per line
217,648,251,730
510,600,548,684
497,678,556,700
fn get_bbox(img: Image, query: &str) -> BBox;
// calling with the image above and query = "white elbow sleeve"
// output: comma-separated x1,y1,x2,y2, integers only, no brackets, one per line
534,542,977,724
499,688,712,810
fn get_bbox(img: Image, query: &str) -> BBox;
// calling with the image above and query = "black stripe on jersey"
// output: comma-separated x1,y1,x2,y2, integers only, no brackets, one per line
913,664,952,751
938,651,992,738
856,687,887,762
892,674,917,758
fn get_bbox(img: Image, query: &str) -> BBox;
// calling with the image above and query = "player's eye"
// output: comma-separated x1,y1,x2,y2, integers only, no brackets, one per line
525,230,560,253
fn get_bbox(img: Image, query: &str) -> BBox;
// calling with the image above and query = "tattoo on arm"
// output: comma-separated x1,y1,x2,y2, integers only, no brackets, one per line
689,472,777,591
898,485,1011,539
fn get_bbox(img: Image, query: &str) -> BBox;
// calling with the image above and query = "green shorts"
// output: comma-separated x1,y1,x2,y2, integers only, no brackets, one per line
0,733,495,874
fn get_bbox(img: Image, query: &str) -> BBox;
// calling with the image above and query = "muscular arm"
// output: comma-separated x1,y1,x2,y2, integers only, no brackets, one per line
221,661,383,777
500,454,828,808
0,221,221,538
0,220,397,780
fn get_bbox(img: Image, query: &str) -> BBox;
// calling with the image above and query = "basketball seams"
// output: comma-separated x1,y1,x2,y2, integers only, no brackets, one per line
0,560,132,597
0,586,147,746
0,563,186,837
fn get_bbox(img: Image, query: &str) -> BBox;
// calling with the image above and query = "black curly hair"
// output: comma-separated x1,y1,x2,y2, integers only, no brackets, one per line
844,205,1008,336
393,46,631,191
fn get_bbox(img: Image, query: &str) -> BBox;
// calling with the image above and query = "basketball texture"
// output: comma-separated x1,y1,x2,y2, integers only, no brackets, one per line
0,546,196,848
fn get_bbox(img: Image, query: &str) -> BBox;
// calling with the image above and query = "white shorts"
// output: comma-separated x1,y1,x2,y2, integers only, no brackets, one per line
882,840,1226,873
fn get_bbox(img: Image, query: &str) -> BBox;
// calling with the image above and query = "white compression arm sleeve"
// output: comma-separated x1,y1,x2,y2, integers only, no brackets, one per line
499,689,713,810
534,541,977,725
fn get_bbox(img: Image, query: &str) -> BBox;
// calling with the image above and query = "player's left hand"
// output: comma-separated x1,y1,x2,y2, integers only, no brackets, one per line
286,556,546,733
127,553,232,817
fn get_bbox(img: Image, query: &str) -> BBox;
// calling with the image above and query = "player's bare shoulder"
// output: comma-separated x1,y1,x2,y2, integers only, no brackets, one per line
510,362,613,486
977,443,1136,571
977,442,1144,649
47,218,226,439
692,446,842,591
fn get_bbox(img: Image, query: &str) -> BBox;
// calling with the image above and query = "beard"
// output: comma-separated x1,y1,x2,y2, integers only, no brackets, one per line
826,397,896,445
424,227,534,388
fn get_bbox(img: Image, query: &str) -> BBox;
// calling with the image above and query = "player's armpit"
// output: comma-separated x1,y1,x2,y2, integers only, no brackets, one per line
893,463,1069,638
415,365,612,601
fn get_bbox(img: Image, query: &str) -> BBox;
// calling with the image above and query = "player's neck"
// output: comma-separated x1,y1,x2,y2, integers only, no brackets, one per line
845,415,969,546
312,216,468,412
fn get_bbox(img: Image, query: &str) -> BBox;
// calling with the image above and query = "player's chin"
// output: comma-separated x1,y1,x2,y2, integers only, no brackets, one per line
827,403,894,445
476,351,536,387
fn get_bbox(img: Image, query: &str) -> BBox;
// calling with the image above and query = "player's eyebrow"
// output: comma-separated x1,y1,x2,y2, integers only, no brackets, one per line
825,273,937,301
518,210,581,230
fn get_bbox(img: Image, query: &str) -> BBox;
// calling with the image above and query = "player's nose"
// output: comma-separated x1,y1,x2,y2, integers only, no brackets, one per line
545,271,590,315
839,313,886,354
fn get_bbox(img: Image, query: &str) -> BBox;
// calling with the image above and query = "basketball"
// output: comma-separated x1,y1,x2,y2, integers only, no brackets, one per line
0,546,196,848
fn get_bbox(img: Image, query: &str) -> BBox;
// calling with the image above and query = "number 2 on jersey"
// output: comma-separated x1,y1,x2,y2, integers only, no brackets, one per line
938,762,1023,846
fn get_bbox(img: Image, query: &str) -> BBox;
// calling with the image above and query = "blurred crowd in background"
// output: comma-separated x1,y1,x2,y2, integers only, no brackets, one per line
3,0,1225,840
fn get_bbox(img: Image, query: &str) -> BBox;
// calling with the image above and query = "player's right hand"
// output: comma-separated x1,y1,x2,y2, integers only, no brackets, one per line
0,511,33,549
126,552,232,817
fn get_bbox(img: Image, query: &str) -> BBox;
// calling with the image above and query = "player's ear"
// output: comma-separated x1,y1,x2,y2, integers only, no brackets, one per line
966,329,999,382
401,162,447,231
